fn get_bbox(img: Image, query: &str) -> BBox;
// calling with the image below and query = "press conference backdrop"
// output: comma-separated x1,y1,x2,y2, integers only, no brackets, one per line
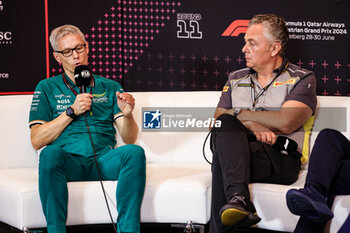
0,0,349,96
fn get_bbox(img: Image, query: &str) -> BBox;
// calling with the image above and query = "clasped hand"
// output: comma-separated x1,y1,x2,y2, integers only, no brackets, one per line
71,93,93,116
242,120,277,146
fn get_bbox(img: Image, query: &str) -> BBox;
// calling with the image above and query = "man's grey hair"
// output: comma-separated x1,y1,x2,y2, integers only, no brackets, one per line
249,14,289,57
49,25,86,51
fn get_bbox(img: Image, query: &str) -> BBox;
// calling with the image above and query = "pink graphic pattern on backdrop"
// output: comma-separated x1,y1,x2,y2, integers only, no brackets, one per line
51,0,181,80
87,0,180,80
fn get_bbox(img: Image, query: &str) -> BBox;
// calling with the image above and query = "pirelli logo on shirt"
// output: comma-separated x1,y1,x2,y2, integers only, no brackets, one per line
273,78,297,87
222,86,229,92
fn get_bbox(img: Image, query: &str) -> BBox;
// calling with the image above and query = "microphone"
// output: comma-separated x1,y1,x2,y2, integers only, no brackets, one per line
74,65,92,93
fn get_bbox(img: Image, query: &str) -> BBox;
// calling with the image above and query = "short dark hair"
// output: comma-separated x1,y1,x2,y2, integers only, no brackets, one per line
249,14,289,57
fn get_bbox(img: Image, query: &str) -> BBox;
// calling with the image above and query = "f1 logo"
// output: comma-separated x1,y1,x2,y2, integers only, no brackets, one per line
222,20,250,37
143,110,161,129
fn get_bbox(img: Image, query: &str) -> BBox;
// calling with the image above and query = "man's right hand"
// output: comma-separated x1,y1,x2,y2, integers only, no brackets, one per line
242,120,277,146
70,93,93,115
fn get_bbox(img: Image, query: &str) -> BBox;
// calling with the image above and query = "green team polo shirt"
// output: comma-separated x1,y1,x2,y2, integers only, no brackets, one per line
29,74,124,156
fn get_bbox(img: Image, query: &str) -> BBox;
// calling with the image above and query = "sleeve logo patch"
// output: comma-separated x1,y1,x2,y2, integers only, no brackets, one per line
222,86,229,92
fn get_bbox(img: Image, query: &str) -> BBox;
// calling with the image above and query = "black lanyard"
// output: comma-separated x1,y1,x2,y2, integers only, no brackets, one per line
250,62,289,110
62,73,94,96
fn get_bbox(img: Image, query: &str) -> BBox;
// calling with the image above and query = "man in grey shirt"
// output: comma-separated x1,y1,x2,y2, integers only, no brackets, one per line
210,14,317,233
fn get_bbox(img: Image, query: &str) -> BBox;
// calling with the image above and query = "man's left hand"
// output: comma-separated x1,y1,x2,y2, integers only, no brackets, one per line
116,92,135,117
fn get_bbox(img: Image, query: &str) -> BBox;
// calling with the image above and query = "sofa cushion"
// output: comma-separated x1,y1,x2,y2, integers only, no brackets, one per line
0,163,211,230
0,95,37,169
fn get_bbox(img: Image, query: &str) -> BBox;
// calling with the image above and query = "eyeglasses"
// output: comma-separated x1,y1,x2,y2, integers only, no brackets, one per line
55,44,86,57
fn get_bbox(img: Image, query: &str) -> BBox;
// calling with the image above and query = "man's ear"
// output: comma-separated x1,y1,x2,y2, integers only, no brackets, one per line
53,52,61,64
271,43,282,57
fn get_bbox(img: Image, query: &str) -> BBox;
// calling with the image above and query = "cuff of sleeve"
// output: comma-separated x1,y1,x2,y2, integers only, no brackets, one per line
114,112,124,120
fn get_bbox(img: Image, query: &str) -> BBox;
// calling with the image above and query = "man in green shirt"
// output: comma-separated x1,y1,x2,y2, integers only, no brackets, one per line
29,24,145,233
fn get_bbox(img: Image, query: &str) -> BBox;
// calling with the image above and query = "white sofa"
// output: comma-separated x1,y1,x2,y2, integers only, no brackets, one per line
0,92,349,233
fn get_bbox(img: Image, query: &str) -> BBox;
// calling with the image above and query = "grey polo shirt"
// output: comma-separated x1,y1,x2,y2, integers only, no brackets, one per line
217,60,317,163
